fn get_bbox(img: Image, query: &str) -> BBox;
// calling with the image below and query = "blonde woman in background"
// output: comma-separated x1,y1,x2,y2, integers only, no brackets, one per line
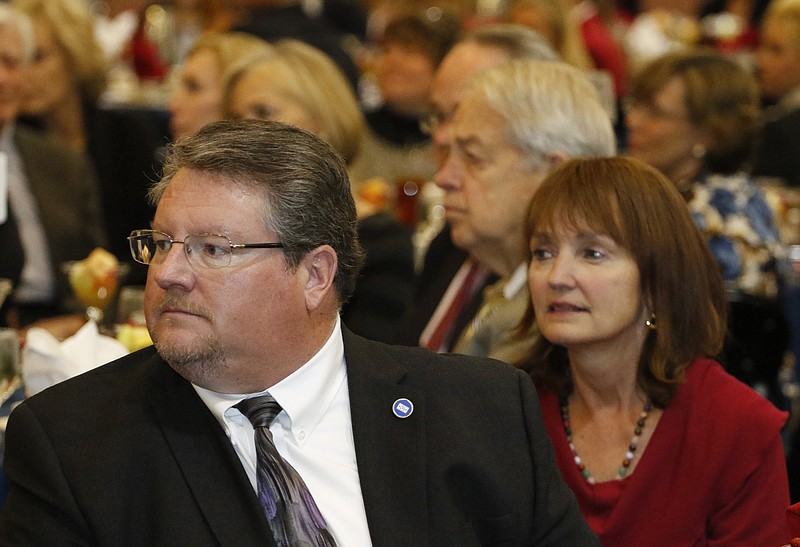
225,40,416,343
14,0,159,272
167,30,272,140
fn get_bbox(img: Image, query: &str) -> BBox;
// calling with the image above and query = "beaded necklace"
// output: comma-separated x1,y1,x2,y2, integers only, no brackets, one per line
560,397,653,484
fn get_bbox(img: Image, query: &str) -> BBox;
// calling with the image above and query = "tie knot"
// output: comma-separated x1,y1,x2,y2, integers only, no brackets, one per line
235,395,282,429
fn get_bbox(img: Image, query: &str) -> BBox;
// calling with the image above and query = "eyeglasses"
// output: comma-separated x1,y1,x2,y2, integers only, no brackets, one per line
419,107,456,135
128,229,284,269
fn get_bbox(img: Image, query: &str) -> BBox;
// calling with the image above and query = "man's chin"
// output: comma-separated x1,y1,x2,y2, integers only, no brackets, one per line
448,224,474,252
153,335,225,384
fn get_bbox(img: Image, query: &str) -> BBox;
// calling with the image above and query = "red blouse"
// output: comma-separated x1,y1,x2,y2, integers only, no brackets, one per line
538,358,790,546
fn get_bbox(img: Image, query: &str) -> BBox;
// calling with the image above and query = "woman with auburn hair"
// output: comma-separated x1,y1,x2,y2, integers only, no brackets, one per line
521,156,789,544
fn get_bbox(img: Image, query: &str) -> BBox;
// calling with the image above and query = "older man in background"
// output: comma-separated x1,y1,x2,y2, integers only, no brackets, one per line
439,59,616,364
394,24,560,352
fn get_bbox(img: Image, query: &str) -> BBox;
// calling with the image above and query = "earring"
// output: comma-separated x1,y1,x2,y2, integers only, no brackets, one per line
692,143,706,159
645,313,657,330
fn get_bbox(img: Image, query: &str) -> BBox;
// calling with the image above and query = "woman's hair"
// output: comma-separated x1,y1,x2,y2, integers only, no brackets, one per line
14,0,108,102
0,5,34,63
224,39,365,166
519,156,728,407
186,30,273,82
629,48,761,174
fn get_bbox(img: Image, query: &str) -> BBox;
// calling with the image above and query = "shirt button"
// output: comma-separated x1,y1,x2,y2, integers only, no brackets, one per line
299,431,306,440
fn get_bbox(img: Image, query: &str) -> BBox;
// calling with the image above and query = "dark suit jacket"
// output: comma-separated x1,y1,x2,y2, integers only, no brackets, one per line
11,125,108,311
0,329,597,546
20,102,162,286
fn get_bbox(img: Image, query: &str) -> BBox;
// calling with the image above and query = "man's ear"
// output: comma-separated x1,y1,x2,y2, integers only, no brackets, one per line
301,245,338,312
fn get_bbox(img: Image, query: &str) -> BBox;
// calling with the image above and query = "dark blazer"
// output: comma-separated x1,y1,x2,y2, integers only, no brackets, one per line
20,101,163,285
0,329,597,546
12,125,108,312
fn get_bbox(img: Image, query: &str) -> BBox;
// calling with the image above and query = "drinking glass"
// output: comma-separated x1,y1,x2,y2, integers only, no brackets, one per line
61,261,130,324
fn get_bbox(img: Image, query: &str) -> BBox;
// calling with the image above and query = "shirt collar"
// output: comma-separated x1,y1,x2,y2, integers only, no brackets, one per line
0,123,14,150
194,316,346,444
503,263,528,300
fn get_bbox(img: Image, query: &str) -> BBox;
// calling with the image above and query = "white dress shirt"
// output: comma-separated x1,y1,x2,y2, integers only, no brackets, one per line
194,317,372,546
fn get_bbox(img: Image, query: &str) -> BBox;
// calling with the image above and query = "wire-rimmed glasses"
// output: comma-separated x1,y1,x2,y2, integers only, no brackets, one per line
419,107,457,136
128,229,284,269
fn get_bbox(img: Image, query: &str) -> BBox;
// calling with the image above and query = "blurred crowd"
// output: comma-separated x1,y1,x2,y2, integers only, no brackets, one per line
3,0,800,539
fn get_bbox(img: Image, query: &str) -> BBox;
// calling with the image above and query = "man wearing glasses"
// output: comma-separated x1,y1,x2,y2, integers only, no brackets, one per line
0,120,597,545
394,24,559,353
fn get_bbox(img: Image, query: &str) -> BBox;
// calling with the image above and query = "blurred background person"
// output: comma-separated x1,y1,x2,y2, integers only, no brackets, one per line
392,24,559,352
134,0,236,69
505,0,618,140
225,39,415,343
573,0,632,99
167,30,272,140
13,0,161,282
360,9,459,195
228,0,363,91
0,10,27,289
754,0,800,502
752,0,800,187
624,48,789,404
436,59,615,364
522,155,789,545
0,4,107,327
507,0,593,70
699,0,771,56
572,0,633,144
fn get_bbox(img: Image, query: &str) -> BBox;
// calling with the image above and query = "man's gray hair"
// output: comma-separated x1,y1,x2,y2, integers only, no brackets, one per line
462,24,560,62
150,119,364,304
468,59,616,166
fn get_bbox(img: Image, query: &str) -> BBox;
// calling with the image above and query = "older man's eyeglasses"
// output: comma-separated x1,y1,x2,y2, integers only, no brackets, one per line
128,229,284,269
419,108,457,135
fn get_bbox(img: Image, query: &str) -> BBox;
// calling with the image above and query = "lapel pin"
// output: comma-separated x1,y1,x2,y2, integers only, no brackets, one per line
392,398,414,419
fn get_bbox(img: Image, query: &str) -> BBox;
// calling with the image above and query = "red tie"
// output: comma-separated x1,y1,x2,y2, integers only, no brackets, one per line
422,260,489,352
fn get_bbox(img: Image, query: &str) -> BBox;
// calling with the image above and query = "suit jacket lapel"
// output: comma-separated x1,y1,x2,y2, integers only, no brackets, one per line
343,329,428,546
146,358,276,546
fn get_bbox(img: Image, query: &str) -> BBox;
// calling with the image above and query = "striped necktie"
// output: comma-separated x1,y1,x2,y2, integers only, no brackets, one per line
236,395,337,547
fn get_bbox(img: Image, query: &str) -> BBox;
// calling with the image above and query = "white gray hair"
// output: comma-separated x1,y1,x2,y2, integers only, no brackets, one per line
467,59,616,167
